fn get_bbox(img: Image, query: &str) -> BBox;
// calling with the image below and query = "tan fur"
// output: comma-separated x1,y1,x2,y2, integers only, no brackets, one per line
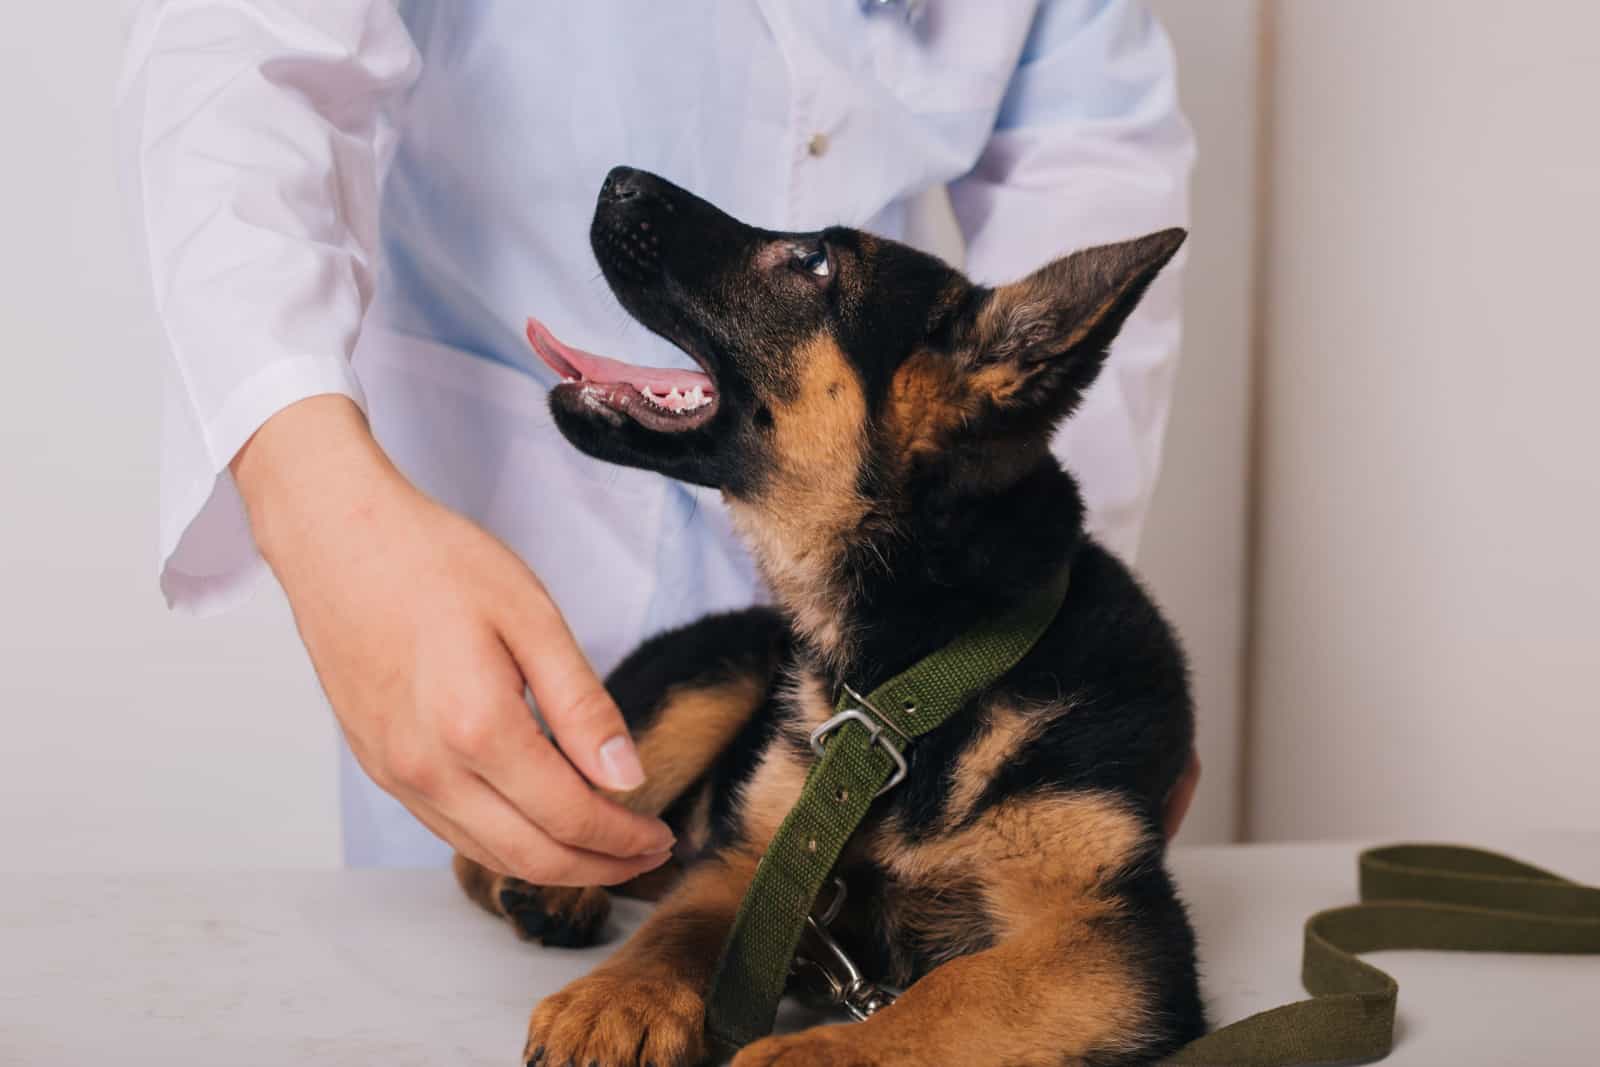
942,700,1063,826
731,733,814,846
874,790,1150,936
728,334,872,663
966,358,1033,406
885,350,976,464
886,349,1065,512
604,673,768,814
885,346,1042,473
775,666,838,734
680,779,715,855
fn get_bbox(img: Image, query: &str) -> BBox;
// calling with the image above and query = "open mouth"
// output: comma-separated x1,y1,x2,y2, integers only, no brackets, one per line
526,317,719,432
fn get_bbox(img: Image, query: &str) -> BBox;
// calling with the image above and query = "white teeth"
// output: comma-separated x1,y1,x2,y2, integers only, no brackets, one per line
636,382,713,413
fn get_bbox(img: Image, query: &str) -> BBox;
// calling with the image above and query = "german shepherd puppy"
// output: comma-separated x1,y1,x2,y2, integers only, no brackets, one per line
454,167,1203,1066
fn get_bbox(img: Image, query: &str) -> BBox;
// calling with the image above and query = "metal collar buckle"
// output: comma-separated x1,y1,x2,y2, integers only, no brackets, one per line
790,878,899,1022
808,684,910,798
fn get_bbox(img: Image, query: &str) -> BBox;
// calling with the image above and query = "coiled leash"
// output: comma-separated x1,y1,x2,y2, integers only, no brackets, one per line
702,566,1074,1060
1161,843,1600,1065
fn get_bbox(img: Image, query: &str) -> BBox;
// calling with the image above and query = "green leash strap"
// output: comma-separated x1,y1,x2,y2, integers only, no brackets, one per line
703,566,1073,1058
1163,844,1600,1066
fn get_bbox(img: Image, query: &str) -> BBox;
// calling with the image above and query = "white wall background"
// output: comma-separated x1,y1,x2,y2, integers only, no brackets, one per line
1140,0,1261,844
1248,0,1600,839
0,4,341,871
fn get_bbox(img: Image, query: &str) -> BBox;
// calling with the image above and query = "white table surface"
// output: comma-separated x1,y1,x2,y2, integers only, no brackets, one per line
3,835,1596,1066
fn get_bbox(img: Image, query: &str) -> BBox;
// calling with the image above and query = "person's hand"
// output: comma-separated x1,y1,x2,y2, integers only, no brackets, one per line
1163,749,1201,841
233,395,675,886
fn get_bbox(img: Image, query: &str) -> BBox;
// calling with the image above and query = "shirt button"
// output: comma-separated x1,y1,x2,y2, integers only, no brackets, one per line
807,132,830,158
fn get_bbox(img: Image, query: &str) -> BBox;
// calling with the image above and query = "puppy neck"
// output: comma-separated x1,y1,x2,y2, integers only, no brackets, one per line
733,455,1086,691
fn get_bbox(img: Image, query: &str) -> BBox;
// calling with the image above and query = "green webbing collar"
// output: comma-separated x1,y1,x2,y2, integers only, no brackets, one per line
1163,844,1600,1065
703,565,1073,1058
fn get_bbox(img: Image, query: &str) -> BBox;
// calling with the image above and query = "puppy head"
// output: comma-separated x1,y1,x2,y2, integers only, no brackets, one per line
535,167,1182,639
540,165,1182,492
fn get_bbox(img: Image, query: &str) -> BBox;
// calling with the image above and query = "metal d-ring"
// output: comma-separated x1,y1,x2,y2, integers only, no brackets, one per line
808,708,909,798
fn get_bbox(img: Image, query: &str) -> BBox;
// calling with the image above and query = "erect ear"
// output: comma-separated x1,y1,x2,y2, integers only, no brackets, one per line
962,227,1186,418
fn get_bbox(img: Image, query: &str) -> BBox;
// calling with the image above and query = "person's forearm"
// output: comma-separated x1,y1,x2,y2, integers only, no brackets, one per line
230,394,406,571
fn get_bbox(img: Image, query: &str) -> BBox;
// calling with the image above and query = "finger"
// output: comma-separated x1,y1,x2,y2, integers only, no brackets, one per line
440,771,675,887
1163,750,1201,840
496,586,645,793
454,692,676,859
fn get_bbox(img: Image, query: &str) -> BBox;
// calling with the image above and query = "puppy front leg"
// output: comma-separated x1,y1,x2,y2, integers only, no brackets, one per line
524,848,758,1067
733,909,1161,1067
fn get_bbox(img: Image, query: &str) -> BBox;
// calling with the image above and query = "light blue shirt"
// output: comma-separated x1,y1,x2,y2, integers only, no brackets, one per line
119,0,1191,867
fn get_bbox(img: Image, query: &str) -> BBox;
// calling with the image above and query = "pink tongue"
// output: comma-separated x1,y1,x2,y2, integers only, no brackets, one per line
526,317,713,393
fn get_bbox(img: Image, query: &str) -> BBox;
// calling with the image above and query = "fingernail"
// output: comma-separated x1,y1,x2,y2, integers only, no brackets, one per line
597,735,646,791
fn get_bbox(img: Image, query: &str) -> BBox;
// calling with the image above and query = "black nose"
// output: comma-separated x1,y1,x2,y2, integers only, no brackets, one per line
599,166,646,205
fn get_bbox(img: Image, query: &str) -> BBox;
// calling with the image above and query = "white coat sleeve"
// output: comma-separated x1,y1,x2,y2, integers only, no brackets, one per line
949,0,1194,561
116,0,420,614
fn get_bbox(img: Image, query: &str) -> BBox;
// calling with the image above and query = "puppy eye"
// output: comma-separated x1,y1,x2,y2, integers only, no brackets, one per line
798,248,830,278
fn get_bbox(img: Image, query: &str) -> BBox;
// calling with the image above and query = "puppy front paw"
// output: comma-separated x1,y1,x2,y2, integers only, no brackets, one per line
524,971,705,1067
453,852,612,948
498,878,612,947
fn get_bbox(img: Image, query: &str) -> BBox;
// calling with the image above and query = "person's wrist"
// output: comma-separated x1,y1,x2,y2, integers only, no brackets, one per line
230,394,408,570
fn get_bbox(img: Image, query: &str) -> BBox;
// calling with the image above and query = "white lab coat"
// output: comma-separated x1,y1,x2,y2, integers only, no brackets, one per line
117,0,1193,865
